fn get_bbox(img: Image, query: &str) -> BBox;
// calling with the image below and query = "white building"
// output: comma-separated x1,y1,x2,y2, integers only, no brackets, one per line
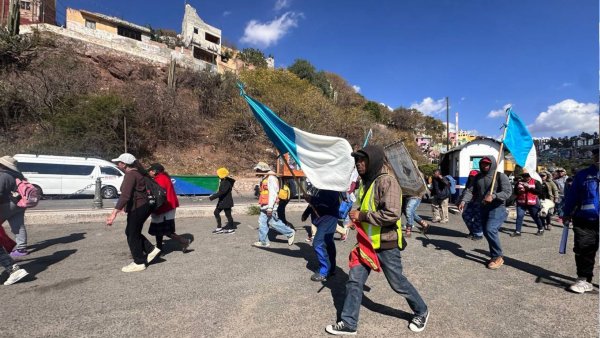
440,137,505,188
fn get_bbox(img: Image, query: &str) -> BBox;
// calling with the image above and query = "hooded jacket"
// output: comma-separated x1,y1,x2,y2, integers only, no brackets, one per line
460,156,511,208
210,177,236,209
355,146,402,250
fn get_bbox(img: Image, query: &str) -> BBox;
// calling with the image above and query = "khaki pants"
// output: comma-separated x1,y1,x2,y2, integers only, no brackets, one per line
432,197,449,222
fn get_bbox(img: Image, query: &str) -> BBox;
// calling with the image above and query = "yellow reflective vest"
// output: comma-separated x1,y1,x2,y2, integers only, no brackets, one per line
358,174,404,250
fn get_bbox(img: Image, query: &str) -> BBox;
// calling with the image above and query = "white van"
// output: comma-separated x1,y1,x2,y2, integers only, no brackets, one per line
13,154,125,199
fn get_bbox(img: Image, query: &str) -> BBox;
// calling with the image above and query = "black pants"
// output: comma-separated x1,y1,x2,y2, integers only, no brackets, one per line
573,217,599,282
277,199,290,225
125,204,154,265
214,207,233,228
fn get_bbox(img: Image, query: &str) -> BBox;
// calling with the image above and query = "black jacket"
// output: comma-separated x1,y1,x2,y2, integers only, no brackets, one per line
210,177,235,209
432,176,450,199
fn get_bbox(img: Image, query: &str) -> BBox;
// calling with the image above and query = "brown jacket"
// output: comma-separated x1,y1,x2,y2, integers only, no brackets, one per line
357,167,402,250
115,169,148,212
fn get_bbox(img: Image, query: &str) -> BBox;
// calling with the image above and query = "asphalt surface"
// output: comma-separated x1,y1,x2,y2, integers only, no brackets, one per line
0,206,598,338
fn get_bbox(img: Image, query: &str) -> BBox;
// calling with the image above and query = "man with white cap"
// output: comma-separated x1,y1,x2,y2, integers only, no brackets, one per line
252,161,295,247
0,155,29,257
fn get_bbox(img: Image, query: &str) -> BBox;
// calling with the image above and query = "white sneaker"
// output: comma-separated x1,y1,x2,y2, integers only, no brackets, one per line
252,241,270,248
121,262,146,273
569,279,594,294
287,230,296,245
3,265,29,285
147,247,161,264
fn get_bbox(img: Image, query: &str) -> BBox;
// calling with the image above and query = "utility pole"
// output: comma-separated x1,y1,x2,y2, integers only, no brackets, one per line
8,0,20,35
446,96,450,152
123,115,128,153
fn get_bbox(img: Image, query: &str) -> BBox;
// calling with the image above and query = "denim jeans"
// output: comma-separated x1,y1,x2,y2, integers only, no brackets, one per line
515,204,543,232
312,215,337,276
340,247,428,330
258,209,294,244
405,197,422,228
462,202,483,236
0,202,27,250
480,205,508,258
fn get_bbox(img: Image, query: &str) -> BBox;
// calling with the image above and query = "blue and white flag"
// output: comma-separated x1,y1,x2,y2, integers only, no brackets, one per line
503,108,542,182
239,84,354,192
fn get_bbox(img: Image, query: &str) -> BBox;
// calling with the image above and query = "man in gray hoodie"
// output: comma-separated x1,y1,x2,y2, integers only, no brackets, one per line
458,156,512,270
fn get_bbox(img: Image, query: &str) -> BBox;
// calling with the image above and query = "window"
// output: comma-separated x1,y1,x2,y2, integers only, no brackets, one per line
17,163,94,175
470,157,483,170
205,33,220,44
117,26,142,41
193,46,216,64
20,1,31,10
100,167,123,176
85,19,96,30
193,27,198,34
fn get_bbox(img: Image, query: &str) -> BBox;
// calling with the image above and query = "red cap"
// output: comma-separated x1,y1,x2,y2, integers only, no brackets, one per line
480,157,492,164
469,170,479,177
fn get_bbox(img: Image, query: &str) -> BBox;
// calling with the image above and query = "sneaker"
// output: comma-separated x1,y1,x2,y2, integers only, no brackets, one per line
471,235,483,241
466,233,474,239
9,249,28,258
311,273,327,282
432,218,441,223
147,247,161,264
487,256,504,270
510,231,521,237
305,237,313,242
544,225,551,231
212,227,224,234
223,228,236,234
569,279,594,294
535,230,544,236
121,262,146,273
440,219,449,224
419,222,430,234
325,321,357,335
252,241,270,248
287,230,296,245
3,265,29,285
409,310,430,333
405,227,412,238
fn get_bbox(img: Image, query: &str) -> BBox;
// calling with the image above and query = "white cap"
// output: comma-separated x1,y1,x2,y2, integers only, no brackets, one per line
111,153,136,165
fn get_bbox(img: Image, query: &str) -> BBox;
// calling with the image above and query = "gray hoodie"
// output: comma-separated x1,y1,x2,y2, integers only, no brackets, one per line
460,156,511,208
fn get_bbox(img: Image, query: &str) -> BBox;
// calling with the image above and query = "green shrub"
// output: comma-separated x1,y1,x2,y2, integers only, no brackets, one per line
247,205,261,215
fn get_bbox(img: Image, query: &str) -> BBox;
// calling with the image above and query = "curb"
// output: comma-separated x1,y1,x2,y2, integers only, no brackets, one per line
25,202,309,225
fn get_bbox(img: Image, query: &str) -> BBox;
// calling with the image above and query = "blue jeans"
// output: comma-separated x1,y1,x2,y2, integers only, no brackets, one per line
312,215,337,276
258,210,294,244
462,202,483,236
480,204,508,259
515,204,543,232
341,247,428,330
405,197,422,228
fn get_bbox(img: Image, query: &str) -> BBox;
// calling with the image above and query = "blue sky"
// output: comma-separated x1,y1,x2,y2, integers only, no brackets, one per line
56,0,599,138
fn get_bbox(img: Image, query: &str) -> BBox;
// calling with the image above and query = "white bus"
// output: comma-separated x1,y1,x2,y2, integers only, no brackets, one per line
13,154,125,199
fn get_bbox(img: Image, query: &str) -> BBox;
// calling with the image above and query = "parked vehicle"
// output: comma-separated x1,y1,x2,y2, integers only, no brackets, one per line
13,154,125,199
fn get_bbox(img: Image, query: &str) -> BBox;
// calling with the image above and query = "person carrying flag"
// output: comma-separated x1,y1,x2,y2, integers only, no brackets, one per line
325,145,429,335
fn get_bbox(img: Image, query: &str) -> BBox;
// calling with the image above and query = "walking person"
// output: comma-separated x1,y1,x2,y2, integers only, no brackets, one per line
106,153,161,273
510,171,544,237
539,171,556,231
147,163,190,251
553,168,569,218
325,145,429,335
431,169,450,223
276,180,291,228
209,167,236,234
0,156,29,257
563,148,599,294
252,162,295,248
461,170,483,240
458,156,511,270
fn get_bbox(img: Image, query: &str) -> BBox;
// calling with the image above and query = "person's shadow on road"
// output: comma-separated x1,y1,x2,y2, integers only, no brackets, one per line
6,249,78,285
415,236,489,266
28,232,86,254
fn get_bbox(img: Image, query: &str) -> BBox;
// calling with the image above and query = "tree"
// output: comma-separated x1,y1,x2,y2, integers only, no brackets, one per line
288,59,332,97
363,101,385,122
238,48,267,68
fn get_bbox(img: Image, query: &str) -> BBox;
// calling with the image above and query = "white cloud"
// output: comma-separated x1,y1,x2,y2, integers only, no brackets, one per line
487,103,512,118
561,82,573,88
528,99,599,136
223,11,231,17
274,0,291,11
352,85,361,93
240,12,302,48
409,97,446,115
460,97,466,101
379,102,393,111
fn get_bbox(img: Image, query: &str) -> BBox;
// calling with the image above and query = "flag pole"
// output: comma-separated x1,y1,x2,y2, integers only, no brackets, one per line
488,108,511,194
279,152,321,218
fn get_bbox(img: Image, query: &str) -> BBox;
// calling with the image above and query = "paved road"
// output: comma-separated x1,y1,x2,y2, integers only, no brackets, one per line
0,206,597,337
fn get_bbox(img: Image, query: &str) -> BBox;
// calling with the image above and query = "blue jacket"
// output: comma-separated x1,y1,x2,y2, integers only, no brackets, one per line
563,164,599,221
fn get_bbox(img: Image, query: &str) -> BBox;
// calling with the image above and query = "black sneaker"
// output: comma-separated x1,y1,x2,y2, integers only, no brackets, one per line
535,230,544,236
212,227,224,234
325,321,357,335
409,311,430,332
311,273,327,282
471,235,483,241
510,231,521,237
223,228,236,234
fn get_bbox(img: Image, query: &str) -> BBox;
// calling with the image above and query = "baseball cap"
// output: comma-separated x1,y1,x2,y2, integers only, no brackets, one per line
112,153,136,165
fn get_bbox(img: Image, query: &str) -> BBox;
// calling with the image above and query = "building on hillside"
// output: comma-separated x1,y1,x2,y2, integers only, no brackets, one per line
66,8,152,42
181,4,221,67
457,130,477,145
416,135,432,150
0,0,56,26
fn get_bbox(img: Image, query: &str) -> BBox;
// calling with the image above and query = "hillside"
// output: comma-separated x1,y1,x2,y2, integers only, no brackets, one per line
0,29,444,177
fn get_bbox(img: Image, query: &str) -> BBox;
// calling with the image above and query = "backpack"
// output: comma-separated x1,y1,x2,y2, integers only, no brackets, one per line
13,178,40,208
577,173,599,220
278,184,291,201
445,175,457,195
143,176,167,211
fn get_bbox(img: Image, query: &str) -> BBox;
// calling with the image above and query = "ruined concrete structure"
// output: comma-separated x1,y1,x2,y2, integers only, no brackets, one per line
181,4,221,67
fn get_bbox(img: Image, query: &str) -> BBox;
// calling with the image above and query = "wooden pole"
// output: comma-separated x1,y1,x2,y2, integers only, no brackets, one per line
279,152,320,217
488,110,511,194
